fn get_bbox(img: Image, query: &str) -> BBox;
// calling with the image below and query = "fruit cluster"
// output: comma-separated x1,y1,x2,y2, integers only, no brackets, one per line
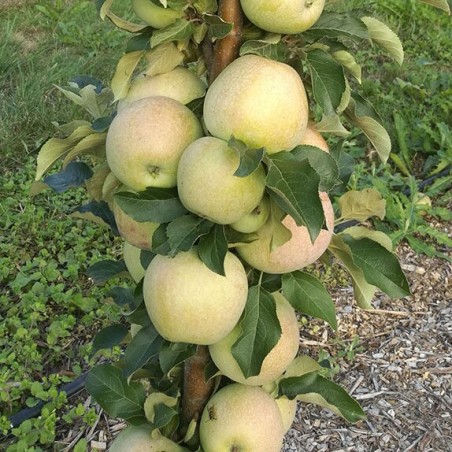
109,44,334,452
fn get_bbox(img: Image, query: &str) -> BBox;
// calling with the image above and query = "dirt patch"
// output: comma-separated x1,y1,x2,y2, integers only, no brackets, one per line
12,29,42,53
0,0,34,10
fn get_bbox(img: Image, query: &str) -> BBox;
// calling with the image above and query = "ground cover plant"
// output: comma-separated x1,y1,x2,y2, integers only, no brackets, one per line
0,0,450,450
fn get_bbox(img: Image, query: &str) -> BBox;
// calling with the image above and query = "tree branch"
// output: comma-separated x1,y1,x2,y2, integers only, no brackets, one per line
210,0,243,82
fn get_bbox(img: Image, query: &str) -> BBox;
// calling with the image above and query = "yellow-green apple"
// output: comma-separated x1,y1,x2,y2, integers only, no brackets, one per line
143,248,248,345
236,193,334,273
203,55,309,153
177,137,266,224
113,192,159,250
240,0,325,34
132,0,183,29
123,242,147,283
209,292,299,385
199,384,285,452
106,96,203,191
230,195,270,233
110,424,187,452
299,122,329,152
117,67,206,112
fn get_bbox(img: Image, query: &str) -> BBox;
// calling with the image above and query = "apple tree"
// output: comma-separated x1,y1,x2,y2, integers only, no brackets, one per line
33,0,449,450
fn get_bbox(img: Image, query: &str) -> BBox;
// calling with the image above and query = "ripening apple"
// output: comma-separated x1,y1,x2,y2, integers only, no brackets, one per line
117,67,206,112
123,242,147,283
106,96,203,191
110,424,188,452
113,192,159,250
203,55,309,153
230,195,270,233
299,122,329,152
132,0,183,29
209,292,299,385
199,384,285,452
240,0,326,34
236,192,334,274
143,248,248,345
177,137,267,224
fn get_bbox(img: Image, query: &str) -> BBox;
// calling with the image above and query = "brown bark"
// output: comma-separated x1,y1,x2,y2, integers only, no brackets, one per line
181,345,214,427
180,0,244,434
209,0,244,83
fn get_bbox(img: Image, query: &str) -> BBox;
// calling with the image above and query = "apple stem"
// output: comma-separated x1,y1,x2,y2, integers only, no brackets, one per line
209,0,244,83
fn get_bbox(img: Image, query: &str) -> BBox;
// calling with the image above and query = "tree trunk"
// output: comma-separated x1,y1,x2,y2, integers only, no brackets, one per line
180,0,244,435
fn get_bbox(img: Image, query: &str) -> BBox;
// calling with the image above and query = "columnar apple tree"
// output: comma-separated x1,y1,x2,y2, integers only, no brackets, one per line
34,0,449,450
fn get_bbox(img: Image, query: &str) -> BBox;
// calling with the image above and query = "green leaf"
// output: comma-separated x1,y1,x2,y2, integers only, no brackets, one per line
282,271,337,330
232,287,282,378
114,188,187,223
316,114,350,137
55,84,112,118
72,200,118,233
338,188,386,222
265,152,323,242
122,325,164,377
361,17,404,65
291,145,339,192
151,224,172,256
92,324,129,355
159,342,197,374
344,226,393,252
224,227,258,246
143,42,185,77
328,235,376,309
345,95,391,163
278,372,366,423
419,0,450,13
153,404,178,430
228,137,265,177
332,50,362,83
110,51,144,101
86,259,127,285
248,271,282,293
150,18,194,48
204,14,233,39
43,162,93,193
35,125,93,180
342,235,410,298
63,131,106,167
306,12,369,42
193,0,217,13
85,364,146,421
198,224,228,276
165,214,213,257
239,39,289,62
307,49,347,117
108,286,142,311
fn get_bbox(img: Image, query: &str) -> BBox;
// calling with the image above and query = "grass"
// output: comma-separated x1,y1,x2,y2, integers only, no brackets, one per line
0,0,450,449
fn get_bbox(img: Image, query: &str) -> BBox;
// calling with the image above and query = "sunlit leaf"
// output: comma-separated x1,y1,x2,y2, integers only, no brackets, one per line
150,19,194,48
338,188,386,222
111,51,144,101
361,17,404,65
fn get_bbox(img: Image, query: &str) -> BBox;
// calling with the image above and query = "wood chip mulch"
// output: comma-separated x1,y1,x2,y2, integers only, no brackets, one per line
284,244,451,452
